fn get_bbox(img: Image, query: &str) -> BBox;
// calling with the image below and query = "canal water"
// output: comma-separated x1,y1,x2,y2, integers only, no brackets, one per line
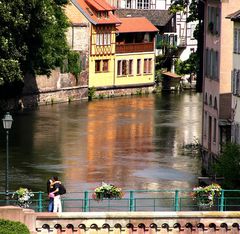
0,92,202,194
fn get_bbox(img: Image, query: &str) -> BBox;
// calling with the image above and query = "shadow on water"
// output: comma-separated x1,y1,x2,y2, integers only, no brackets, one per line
0,92,202,193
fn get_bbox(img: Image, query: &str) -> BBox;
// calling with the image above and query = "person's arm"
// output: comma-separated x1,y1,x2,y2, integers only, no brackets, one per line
51,180,61,185
51,181,61,194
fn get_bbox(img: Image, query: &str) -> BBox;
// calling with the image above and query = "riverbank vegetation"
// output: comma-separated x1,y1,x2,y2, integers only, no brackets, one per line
213,143,240,189
181,137,201,157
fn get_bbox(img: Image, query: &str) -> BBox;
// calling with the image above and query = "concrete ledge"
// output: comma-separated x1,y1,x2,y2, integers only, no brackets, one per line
36,211,240,219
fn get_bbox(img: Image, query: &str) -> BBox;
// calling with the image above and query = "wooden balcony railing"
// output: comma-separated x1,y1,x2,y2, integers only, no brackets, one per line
116,42,154,53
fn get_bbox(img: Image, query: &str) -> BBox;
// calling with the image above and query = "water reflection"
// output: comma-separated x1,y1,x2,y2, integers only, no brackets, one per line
0,92,202,193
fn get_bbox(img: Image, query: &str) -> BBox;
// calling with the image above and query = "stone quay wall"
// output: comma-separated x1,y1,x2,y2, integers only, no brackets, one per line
0,69,88,111
1,206,240,234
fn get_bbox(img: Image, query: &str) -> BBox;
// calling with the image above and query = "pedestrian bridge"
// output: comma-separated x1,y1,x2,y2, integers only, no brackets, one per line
1,206,240,234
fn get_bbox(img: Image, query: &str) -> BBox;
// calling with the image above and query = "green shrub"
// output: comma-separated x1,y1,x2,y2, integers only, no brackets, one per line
67,51,82,82
88,86,96,101
213,143,240,189
0,219,30,234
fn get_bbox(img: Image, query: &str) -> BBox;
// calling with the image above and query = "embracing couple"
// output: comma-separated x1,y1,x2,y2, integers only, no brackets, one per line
47,176,64,212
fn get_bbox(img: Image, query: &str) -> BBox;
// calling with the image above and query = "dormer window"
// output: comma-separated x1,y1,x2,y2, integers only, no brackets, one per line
127,0,132,8
104,11,108,18
97,12,101,18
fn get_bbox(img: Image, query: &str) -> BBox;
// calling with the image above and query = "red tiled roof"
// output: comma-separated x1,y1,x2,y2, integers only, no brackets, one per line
162,71,181,78
117,17,158,33
72,0,121,25
85,0,115,11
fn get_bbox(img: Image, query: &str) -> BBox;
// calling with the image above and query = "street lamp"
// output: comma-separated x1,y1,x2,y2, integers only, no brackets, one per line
2,112,13,203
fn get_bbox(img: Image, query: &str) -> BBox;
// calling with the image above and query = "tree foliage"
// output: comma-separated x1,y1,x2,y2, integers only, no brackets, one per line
213,143,240,189
169,0,198,23
168,0,188,14
67,51,82,81
175,52,199,75
0,0,70,97
169,0,204,92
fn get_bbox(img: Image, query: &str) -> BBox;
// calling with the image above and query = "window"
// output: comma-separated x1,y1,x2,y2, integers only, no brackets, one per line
143,0,149,9
210,49,213,78
205,48,208,76
117,61,121,76
126,0,132,8
232,69,240,95
204,111,207,137
190,24,195,39
205,93,208,105
96,33,111,46
234,124,240,144
95,60,101,72
214,51,218,80
102,60,109,72
137,59,141,75
137,0,142,8
95,60,109,73
214,97,217,110
144,58,152,74
206,48,219,80
234,28,240,54
128,60,133,75
117,60,134,76
207,6,220,35
213,118,217,143
104,11,108,18
117,60,127,76
137,0,149,9
209,95,212,106
122,60,127,75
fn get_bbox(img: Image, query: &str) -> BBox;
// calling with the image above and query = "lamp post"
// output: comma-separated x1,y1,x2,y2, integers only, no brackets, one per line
2,112,13,203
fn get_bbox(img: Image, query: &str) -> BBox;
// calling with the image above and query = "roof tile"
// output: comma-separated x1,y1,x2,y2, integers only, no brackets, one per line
117,17,158,33
116,9,173,26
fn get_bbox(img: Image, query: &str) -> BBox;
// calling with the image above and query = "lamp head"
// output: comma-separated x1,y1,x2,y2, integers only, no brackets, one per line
2,112,13,130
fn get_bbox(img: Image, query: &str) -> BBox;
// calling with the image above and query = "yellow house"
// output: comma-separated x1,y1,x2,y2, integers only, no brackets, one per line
115,17,158,87
65,0,158,90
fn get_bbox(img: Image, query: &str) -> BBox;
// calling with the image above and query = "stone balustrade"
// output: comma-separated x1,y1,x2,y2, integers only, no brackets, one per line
1,206,240,234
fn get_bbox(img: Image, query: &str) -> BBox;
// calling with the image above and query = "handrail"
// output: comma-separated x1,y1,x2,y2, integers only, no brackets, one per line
1,189,240,212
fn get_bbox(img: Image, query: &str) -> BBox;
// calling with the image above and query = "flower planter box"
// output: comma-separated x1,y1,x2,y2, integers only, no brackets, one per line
92,183,123,201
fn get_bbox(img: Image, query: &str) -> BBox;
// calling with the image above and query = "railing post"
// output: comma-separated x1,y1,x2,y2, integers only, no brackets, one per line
84,191,89,212
174,190,179,211
38,191,43,212
129,191,135,211
220,190,225,211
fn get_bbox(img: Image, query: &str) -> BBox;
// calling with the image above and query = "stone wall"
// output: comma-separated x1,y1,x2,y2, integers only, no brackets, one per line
95,85,155,98
0,206,36,234
0,68,88,111
35,211,240,234
1,207,240,234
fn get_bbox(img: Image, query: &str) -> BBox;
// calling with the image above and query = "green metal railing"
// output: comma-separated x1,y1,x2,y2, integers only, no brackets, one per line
1,189,240,212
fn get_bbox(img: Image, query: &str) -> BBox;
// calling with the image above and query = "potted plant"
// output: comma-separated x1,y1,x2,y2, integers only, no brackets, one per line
12,187,34,208
192,183,222,208
92,182,123,200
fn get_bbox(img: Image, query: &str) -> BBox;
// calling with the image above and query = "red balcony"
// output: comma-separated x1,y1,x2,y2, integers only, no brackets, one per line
116,42,154,53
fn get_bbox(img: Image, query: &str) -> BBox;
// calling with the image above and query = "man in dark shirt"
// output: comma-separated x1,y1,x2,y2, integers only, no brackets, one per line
52,176,62,212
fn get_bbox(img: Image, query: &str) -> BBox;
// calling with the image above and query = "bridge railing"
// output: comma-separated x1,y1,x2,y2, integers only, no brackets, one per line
0,189,240,212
